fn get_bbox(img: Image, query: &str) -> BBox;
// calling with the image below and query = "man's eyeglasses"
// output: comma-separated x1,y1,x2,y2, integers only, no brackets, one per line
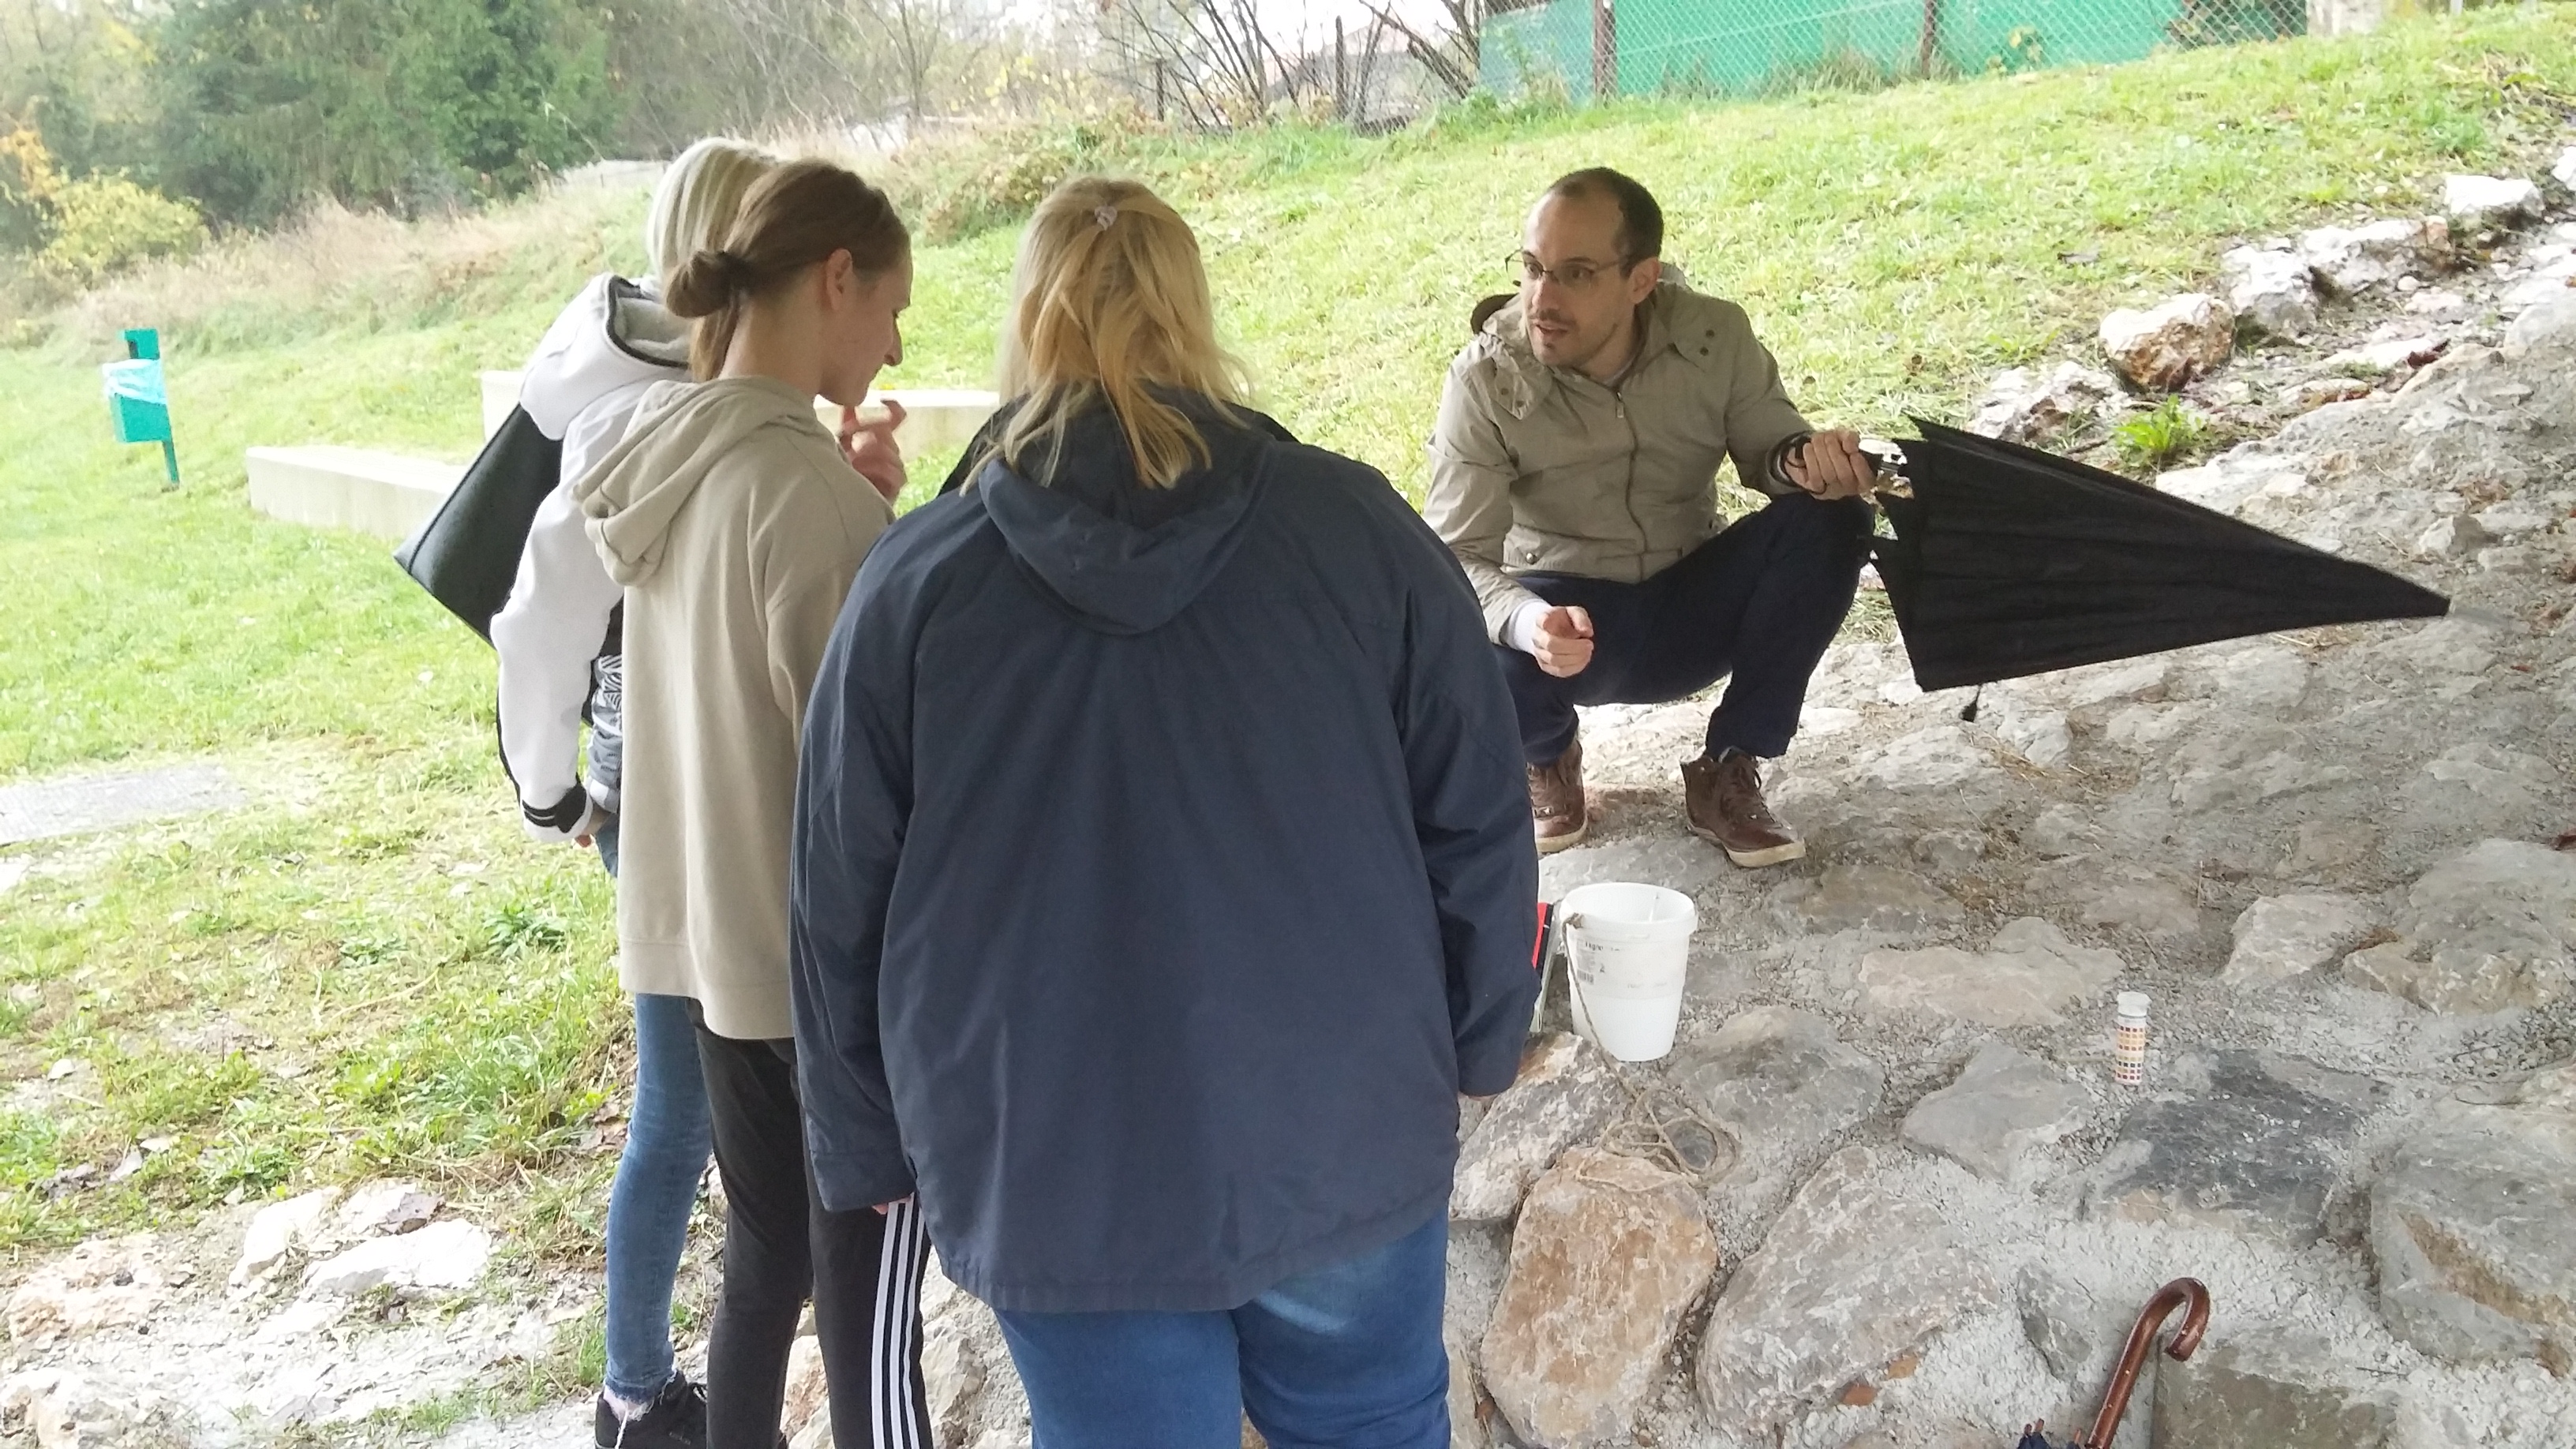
1511,252,1633,289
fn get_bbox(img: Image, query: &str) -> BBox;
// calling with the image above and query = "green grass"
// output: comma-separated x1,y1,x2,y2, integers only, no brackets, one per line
2,8,2574,1263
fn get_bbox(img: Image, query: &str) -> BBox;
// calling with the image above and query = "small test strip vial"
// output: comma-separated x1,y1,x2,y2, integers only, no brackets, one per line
2113,991,2151,1086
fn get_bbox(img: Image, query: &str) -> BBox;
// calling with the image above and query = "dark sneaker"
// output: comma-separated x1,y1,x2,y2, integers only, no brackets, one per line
1528,739,1589,854
595,1373,706,1449
1683,750,1806,868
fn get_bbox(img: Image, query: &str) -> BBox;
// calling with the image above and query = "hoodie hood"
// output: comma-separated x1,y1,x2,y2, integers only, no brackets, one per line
519,274,691,440
977,399,1270,636
575,375,829,587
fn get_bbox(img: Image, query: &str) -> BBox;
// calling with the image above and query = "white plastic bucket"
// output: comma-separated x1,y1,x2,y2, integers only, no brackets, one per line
1556,882,1697,1062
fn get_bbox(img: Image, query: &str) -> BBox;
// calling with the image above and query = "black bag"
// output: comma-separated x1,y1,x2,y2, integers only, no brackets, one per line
393,403,564,642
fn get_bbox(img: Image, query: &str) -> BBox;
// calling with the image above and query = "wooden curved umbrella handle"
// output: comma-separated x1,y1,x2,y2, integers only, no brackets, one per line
2081,1277,2211,1448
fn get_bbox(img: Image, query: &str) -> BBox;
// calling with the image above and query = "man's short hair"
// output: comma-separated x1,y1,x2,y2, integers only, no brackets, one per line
1544,167,1663,266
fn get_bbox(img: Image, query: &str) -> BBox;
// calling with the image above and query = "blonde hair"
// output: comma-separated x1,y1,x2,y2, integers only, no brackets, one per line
663,159,910,380
643,138,781,292
990,177,1248,490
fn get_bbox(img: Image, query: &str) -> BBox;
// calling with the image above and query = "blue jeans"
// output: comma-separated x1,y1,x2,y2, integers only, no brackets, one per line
994,1215,1450,1449
598,823,717,1404
1501,491,1874,763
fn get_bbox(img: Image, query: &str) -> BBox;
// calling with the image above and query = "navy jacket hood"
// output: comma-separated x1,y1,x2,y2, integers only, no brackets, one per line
975,406,1267,636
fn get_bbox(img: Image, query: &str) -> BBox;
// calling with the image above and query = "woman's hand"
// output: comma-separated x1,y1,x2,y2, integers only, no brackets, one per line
840,400,908,503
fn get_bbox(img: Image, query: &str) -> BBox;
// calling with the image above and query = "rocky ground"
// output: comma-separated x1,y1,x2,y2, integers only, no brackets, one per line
13,162,2576,1449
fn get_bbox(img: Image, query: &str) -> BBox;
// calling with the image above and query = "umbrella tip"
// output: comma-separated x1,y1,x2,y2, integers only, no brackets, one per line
1960,684,1984,724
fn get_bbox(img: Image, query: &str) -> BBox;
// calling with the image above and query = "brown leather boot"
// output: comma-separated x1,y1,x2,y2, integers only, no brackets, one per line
1527,739,1589,854
1683,749,1806,867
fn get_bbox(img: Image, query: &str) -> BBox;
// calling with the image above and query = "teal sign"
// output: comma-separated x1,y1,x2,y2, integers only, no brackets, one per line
102,327,179,489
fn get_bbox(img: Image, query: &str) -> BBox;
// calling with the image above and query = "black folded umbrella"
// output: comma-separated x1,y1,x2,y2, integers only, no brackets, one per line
1867,420,2450,692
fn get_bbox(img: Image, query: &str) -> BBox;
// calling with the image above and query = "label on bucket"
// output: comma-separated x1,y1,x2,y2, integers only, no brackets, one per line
1565,919,1690,1001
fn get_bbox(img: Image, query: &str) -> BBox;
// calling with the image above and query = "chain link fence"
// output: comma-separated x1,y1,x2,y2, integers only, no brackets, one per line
1477,0,2310,102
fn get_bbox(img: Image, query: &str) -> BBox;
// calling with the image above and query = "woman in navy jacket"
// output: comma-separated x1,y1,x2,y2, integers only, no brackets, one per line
790,176,1539,1449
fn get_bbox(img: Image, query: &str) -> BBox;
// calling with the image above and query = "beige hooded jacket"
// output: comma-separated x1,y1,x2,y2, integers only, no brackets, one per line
1423,279,1814,644
576,375,893,1039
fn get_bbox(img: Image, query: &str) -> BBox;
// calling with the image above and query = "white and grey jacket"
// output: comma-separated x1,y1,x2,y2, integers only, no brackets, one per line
491,274,690,843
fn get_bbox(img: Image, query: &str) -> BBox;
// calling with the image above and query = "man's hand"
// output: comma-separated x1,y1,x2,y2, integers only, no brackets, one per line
1784,429,1874,500
1531,605,1595,679
874,1194,915,1216
839,400,908,503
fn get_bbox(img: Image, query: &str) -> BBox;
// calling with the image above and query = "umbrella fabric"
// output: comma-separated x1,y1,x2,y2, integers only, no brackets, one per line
1872,420,2449,692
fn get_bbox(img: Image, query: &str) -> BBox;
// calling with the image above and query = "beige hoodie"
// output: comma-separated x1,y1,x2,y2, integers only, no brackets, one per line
576,375,893,1039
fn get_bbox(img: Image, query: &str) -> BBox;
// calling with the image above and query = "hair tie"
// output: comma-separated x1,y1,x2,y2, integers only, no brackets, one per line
1094,204,1118,231
713,249,753,290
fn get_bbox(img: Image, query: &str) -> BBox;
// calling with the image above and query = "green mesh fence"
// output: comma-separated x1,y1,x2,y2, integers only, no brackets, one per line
1478,0,2306,100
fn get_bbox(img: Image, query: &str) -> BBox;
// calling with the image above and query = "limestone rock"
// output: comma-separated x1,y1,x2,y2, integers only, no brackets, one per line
303,1218,492,1296
2278,821,2376,880
2102,294,2235,391
1676,1006,1884,1189
2341,942,2558,1015
2150,1336,2395,1449
923,1316,987,1449
2321,335,2448,377
4,1239,163,1344
2222,893,2379,983
2088,1051,2384,1246
0,1368,184,1449
2413,513,2491,559
2016,1264,2123,1381
2555,146,2576,193
2370,1102,2576,1369
1775,862,1967,936
2290,376,2375,412
2028,803,2099,859
782,1335,828,1442
1997,706,2072,769
1695,1148,1999,1438
1480,1148,1719,1449
2155,449,2308,516
1451,1033,1623,1224
327,1181,440,1245
2222,245,2320,339
2351,840,2576,1013
1862,725,2001,794
1445,1337,1483,1449
1857,918,2121,1028
232,1187,340,1290
2445,174,2543,231
2027,856,2202,939
2402,754,2565,852
1903,1042,2095,1180
2299,218,2451,296
1967,361,2130,444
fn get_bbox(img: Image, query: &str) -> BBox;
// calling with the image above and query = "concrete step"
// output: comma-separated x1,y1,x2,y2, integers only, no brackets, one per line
477,370,998,461
245,445,462,541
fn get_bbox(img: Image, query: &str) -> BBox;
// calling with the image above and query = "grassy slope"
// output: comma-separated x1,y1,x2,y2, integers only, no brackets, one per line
0,9,2572,1263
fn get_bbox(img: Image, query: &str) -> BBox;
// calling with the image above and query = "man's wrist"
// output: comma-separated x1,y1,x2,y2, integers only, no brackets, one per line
1769,431,1816,491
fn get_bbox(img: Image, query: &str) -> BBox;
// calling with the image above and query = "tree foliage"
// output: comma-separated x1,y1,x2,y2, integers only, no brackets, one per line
155,0,616,226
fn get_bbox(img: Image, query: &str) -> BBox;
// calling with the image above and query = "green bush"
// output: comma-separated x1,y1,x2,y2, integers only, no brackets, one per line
892,110,1165,245
2113,397,2210,471
36,171,204,285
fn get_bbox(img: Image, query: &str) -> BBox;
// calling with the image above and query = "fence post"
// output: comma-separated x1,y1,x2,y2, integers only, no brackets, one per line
1154,58,1167,122
1592,0,1616,103
1919,0,1941,77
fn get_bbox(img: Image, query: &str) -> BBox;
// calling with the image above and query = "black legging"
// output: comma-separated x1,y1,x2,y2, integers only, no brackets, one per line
692,1009,932,1449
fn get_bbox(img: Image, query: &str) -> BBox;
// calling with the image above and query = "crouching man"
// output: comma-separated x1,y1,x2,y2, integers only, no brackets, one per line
1425,167,1877,865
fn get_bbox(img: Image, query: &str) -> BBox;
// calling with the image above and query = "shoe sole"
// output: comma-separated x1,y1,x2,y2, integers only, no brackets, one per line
1537,822,1590,854
1687,821,1805,867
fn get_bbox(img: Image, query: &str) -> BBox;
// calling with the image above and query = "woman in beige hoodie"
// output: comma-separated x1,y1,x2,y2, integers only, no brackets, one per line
574,159,926,1449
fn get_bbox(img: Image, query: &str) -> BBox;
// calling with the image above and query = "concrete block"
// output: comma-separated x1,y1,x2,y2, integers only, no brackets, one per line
245,445,462,540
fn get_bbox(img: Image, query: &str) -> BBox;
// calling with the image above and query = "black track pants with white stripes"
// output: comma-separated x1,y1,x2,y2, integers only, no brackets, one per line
693,1013,933,1449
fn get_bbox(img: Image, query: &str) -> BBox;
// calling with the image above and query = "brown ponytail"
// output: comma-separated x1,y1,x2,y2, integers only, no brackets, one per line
662,158,911,380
